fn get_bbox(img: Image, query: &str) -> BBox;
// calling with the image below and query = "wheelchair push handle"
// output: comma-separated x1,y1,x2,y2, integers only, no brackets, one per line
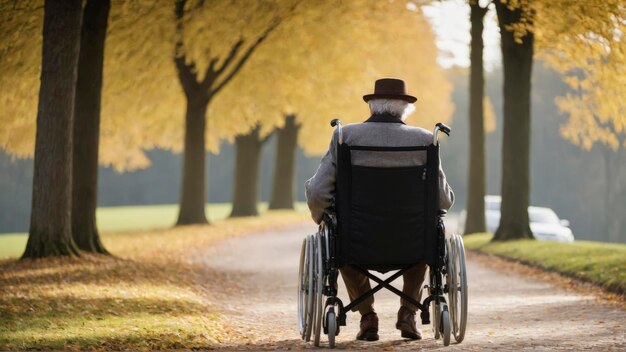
330,118,344,145
433,122,451,146
436,123,451,136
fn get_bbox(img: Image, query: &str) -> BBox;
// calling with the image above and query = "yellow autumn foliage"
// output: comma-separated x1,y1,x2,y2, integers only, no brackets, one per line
0,0,42,159
212,0,453,155
536,1,626,151
0,0,179,170
0,0,452,169
501,0,626,151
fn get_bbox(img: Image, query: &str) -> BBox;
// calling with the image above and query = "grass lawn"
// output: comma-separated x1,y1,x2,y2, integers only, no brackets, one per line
0,206,309,350
0,202,308,259
0,234,27,260
464,233,626,295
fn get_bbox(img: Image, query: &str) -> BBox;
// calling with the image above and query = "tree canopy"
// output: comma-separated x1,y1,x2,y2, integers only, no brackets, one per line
502,0,626,151
1,0,289,170
0,0,453,167
538,1,626,151
212,0,453,155
0,0,173,170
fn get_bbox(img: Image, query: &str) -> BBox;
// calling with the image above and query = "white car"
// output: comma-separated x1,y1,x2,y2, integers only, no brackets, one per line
528,206,575,242
462,195,575,242
484,195,501,234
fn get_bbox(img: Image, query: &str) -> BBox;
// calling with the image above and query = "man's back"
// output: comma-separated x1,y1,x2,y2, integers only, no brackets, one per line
339,114,432,168
304,113,454,224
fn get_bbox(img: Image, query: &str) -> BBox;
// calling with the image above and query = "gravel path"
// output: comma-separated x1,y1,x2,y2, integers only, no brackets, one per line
197,223,625,351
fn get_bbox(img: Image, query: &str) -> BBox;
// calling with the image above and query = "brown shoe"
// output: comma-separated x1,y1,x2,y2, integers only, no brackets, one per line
396,306,422,340
356,312,379,341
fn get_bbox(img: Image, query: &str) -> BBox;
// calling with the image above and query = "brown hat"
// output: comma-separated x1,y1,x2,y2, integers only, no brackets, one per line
363,78,417,103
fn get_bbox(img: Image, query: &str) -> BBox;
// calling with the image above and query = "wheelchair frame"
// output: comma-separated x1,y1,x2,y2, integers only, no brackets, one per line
298,120,468,348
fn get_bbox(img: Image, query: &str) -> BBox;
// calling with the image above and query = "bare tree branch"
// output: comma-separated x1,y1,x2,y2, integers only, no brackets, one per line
201,38,243,88
174,0,187,54
211,18,281,96
173,0,199,94
174,54,199,95
174,0,186,20
200,57,219,86
214,39,244,76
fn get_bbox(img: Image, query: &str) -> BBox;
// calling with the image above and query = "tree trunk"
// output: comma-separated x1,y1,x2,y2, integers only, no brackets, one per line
602,148,611,241
269,115,300,210
22,0,82,259
603,147,623,243
72,0,110,254
230,125,264,217
176,97,209,225
172,0,278,225
493,1,534,241
464,2,488,235
614,147,625,243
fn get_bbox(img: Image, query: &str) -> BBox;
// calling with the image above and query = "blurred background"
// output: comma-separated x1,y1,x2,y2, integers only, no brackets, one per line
3,64,625,243
1,1,625,350
1,0,624,243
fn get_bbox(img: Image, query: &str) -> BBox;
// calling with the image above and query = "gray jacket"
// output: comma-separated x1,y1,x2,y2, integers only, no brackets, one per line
304,114,455,224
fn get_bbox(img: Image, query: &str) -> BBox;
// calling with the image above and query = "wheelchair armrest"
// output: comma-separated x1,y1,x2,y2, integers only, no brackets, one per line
321,211,338,235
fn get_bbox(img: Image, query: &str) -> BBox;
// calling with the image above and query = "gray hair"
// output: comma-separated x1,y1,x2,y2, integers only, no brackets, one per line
368,99,416,121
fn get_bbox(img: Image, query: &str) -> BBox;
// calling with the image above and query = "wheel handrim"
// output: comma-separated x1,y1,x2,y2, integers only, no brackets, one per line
447,236,459,336
313,233,324,346
447,234,468,343
455,234,468,342
297,238,307,337
304,235,315,341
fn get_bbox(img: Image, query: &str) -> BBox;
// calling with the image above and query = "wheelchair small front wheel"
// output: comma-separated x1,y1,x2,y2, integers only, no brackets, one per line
441,306,451,346
326,308,337,348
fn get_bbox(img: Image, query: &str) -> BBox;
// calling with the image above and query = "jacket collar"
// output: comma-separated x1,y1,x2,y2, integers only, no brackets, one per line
365,113,406,124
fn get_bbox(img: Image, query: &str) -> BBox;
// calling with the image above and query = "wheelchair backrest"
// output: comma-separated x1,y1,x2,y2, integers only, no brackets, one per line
335,143,441,269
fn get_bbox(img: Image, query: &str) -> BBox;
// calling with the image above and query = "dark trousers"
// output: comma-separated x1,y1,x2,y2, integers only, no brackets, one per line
340,263,428,315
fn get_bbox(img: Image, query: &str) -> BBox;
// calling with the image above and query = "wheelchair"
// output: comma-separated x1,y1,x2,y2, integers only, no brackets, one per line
297,119,468,348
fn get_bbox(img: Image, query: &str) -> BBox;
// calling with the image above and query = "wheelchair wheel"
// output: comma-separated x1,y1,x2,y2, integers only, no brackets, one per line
441,305,451,346
447,234,468,343
312,232,325,347
297,235,315,342
326,308,337,349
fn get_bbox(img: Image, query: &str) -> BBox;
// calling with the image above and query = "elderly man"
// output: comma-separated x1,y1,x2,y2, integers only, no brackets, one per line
305,78,454,342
